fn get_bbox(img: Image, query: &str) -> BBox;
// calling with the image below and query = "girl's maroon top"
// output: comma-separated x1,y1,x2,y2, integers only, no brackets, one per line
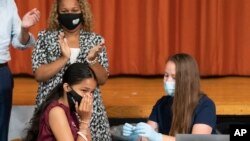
37,101,79,141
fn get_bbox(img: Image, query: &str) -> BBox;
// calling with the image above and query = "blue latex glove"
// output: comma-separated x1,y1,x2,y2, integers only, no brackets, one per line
122,123,139,141
123,123,136,136
134,122,162,141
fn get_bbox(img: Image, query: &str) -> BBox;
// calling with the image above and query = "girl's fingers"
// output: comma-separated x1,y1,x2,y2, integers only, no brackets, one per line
91,94,94,108
89,95,93,113
86,94,91,110
86,95,91,110
77,94,93,118
83,94,91,111
80,95,85,110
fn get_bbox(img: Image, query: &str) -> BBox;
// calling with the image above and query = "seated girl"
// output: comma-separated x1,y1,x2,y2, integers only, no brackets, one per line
24,63,97,141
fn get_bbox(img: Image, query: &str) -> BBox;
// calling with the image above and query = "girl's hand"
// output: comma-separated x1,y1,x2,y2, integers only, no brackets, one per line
75,93,93,123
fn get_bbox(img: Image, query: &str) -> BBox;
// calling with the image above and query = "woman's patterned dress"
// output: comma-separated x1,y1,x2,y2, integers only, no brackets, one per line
32,29,111,140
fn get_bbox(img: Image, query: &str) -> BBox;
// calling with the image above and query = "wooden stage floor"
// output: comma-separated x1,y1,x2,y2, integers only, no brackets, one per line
13,76,250,118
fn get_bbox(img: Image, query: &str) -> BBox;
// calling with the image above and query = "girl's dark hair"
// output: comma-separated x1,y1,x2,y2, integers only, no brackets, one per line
23,63,96,141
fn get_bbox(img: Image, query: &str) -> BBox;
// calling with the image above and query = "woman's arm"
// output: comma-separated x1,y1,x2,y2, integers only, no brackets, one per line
140,122,212,141
87,44,109,85
141,120,172,141
34,33,71,82
147,120,159,131
139,120,159,141
149,120,175,141
88,62,108,85
34,56,69,81
78,122,92,141
192,124,213,134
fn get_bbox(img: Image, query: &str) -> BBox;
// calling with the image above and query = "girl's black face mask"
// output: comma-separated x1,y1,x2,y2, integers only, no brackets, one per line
67,89,82,112
58,13,83,30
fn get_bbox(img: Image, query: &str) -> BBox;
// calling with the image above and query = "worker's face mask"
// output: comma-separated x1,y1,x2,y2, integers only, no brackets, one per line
58,13,83,30
67,89,82,112
164,81,175,96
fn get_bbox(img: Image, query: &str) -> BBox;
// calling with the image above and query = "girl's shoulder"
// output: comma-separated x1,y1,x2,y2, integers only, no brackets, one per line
46,101,68,114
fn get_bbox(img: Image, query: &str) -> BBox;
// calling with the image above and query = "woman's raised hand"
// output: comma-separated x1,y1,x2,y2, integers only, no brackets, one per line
58,32,71,60
87,41,105,61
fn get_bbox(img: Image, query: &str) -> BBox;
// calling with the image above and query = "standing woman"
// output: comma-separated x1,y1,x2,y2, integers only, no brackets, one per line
32,0,110,140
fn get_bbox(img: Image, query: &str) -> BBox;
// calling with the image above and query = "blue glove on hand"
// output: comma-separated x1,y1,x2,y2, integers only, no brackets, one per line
122,123,139,141
123,123,136,136
134,122,162,141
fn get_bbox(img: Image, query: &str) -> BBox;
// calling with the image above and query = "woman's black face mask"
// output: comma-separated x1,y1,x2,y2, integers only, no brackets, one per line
58,13,83,30
67,89,82,112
